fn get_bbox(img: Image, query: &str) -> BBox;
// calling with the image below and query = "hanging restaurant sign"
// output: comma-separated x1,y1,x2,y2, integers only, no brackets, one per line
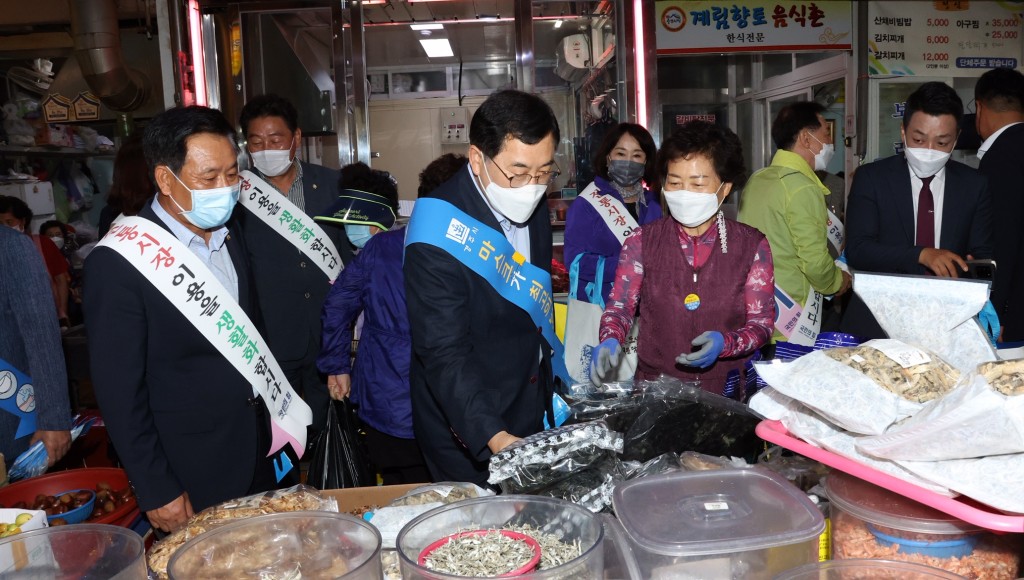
868,1,1024,77
655,1,852,54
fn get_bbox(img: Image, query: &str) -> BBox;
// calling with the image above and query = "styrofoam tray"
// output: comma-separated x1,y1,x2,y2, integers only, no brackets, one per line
756,419,1024,532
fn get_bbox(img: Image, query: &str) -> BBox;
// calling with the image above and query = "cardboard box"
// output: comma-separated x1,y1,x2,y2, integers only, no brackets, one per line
322,484,421,514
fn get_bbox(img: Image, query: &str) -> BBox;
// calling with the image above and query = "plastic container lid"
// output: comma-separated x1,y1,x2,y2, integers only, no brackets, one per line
612,468,824,557
825,471,981,535
774,558,968,579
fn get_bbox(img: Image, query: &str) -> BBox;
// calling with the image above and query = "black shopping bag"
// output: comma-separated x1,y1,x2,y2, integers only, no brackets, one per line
307,400,373,489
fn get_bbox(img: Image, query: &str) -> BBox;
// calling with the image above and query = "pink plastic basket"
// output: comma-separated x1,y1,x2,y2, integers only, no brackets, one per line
756,419,1024,533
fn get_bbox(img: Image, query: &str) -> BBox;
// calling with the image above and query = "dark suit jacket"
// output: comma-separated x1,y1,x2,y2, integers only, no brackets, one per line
846,154,993,274
842,154,994,337
238,162,353,368
979,123,1024,341
403,167,554,486
83,203,265,512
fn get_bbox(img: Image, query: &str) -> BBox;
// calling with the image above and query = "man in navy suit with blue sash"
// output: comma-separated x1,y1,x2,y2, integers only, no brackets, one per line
403,90,561,486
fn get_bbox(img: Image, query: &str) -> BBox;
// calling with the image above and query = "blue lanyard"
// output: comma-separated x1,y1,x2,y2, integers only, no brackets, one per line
405,197,571,385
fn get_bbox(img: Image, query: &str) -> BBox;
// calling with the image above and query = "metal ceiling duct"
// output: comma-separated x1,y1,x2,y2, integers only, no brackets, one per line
69,0,149,112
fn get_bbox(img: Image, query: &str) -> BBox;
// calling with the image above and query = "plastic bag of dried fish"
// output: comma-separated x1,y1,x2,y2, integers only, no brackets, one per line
146,484,338,579
487,421,623,494
754,340,960,435
388,482,494,507
853,273,997,372
621,452,682,478
857,373,1024,461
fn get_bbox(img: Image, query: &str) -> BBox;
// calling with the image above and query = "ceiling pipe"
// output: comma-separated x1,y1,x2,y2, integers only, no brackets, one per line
69,0,149,112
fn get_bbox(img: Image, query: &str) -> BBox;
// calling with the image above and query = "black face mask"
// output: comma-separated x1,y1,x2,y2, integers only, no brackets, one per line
607,160,645,187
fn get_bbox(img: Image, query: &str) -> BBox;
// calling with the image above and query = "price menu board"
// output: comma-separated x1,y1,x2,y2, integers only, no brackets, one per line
869,1,1023,77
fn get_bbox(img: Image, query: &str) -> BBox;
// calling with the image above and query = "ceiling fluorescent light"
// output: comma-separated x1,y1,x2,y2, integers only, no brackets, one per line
419,38,454,58
554,19,564,28
410,23,444,30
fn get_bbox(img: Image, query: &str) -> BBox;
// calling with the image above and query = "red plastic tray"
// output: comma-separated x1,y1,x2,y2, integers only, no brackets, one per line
0,467,138,527
756,419,1024,533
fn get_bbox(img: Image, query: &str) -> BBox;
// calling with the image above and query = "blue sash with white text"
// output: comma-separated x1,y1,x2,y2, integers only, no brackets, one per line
0,357,38,439
405,198,571,386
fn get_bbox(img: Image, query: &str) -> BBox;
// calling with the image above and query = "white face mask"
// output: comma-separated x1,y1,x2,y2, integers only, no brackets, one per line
663,183,725,227
903,145,951,178
49,235,65,249
808,132,835,171
480,161,547,224
250,148,293,177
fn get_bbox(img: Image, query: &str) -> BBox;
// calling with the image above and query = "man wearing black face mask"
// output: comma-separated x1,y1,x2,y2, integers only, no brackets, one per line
84,106,310,533
564,123,662,304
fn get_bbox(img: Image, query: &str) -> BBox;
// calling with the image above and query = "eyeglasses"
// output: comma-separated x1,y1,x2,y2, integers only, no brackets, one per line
487,156,560,188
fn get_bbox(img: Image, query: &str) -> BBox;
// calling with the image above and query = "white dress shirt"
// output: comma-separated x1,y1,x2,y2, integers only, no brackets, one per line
977,121,1024,160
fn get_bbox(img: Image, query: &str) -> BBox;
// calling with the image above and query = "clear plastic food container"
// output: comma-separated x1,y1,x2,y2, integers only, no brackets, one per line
774,558,967,579
612,468,824,579
167,511,382,579
396,495,603,579
826,472,1021,579
0,523,146,579
600,513,641,580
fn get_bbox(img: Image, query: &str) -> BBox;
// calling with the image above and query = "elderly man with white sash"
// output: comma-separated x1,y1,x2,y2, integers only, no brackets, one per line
84,106,311,533
237,94,353,438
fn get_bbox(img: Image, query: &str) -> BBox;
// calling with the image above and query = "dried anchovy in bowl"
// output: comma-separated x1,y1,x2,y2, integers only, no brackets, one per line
420,524,583,577
423,530,537,577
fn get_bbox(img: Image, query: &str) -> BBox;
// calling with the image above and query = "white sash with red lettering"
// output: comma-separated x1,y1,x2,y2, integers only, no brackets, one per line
98,215,311,458
578,182,640,244
238,170,342,282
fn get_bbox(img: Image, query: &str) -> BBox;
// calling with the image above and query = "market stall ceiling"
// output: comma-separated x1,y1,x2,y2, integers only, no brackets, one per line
222,0,606,68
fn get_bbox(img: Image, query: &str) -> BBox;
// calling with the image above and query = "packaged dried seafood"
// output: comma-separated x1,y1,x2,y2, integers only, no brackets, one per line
823,341,960,403
978,359,1024,396
388,482,493,507
853,273,996,373
754,340,959,435
487,421,623,494
857,374,1024,461
748,387,953,496
147,484,338,578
